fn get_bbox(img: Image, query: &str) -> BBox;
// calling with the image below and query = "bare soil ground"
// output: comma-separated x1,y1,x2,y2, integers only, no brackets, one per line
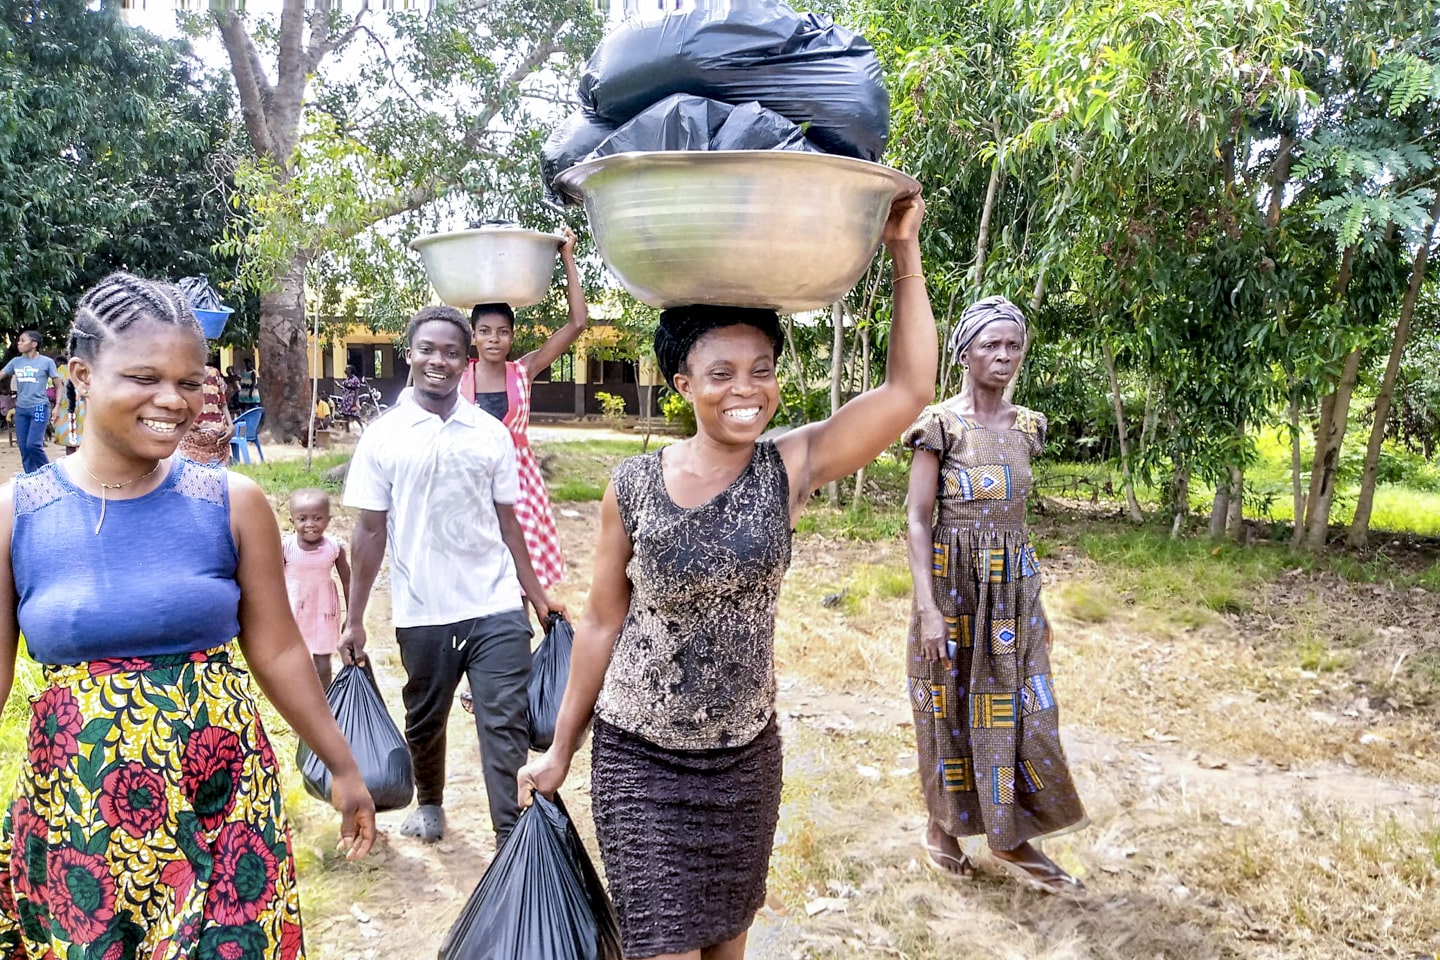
277,503,1440,960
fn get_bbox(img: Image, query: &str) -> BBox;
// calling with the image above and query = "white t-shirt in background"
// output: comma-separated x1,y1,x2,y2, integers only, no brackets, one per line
343,393,523,628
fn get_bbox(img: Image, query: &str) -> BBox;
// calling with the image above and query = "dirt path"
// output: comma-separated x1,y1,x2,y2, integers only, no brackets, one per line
301,503,1440,959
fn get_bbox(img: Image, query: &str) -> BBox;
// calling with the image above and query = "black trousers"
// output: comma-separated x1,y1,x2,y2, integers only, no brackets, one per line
395,609,532,842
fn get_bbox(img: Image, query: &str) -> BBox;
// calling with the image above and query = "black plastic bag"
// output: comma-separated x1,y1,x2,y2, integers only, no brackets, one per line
541,110,617,204
528,613,574,750
578,2,889,161
177,276,226,312
438,792,622,960
296,662,415,812
547,94,819,201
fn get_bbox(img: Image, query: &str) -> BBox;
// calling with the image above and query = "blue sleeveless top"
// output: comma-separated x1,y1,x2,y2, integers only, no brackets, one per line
12,459,241,664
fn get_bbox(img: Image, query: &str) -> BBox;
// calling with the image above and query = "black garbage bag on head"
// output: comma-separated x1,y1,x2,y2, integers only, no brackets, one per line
547,94,820,201
296,662,414,812
578,2,889,161
541,110,617,205
177,276,226,312
438,792,622,960
528,613,575,750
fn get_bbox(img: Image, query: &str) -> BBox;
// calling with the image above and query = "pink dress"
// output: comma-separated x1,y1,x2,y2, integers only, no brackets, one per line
461,359,567,587
282,533,342,655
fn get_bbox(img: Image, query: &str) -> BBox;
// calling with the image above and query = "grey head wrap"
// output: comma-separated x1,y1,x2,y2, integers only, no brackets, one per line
949,295,1027,365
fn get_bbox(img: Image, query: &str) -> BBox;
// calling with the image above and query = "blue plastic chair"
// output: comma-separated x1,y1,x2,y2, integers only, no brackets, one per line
230,408,265,464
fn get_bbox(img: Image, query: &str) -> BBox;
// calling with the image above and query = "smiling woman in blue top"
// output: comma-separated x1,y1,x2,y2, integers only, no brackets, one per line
0,272,375,958
1,331,60,473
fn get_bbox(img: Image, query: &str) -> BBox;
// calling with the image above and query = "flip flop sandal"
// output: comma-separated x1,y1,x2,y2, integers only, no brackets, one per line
400,804,447,843
992,848,1085,897
922,838,975,880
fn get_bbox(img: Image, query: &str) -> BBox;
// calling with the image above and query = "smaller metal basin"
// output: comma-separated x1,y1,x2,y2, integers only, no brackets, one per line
410,226,563,309
556,151,919,314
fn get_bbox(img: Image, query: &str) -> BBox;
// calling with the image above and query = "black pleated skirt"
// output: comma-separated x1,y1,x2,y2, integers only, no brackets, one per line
590,716,782,958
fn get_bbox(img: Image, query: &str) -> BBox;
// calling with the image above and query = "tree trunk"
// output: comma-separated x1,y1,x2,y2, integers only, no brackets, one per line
258,255,312,442
1346,193,1440,547
1209,485,1230,538
1170,464,1189,538
1289,391,1305,548
1138,378,1156,457
971,146,1003,290
827,301,844,505
1226,463,1246,542
853,317,872,502
782,315,806,426
1303,347,1362,549
1102,340,1143,522
1300,244,1360,550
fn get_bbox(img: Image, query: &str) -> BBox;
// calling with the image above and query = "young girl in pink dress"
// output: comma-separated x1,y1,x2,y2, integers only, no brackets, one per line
284,487,352,688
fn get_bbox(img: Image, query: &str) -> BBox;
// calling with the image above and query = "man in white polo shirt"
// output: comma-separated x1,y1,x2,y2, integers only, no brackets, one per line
340,305,560,845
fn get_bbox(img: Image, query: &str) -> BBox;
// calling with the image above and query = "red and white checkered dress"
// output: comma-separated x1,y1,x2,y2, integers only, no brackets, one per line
498,361,566,587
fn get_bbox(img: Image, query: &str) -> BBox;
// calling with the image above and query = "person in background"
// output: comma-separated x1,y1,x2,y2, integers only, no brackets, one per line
53,361,84,456
284,488,351,690
2,331,60,473
341,306,562,846
903,296,1086,893
178,362,235,466
0,272,374,957
339,365,364,419
518,194,935,960
224,365,242,415
238,358,261,412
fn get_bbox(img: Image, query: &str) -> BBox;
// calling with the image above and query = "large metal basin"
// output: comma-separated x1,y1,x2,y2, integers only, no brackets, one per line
410,226,562,308
555,151,919,313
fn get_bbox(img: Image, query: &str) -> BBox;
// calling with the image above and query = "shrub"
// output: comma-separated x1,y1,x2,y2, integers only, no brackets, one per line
595,391,628,431
660,390,697,437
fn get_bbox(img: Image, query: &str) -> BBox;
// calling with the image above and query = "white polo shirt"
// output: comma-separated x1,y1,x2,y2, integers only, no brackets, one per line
343,392,523,628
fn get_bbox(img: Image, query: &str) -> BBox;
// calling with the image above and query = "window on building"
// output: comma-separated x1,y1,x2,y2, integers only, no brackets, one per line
541,353,575,383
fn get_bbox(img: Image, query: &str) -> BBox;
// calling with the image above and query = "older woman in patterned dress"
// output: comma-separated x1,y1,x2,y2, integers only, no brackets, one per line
905,296,1086,893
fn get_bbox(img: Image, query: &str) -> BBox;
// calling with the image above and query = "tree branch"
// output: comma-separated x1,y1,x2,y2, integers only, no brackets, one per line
460,33,564,153
215,12,276,159
305,0,370,77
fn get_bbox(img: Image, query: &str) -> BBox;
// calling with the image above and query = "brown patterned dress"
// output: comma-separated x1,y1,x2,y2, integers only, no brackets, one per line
905,402,1086,850
178,366,233,466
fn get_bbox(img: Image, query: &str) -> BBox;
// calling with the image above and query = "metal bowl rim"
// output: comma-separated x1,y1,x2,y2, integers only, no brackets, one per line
409,227,564,253
554,150,920,202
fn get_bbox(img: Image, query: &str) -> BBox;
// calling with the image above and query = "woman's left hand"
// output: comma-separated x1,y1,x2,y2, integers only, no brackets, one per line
559,225,577,260
330,769,377,861
882,192,925,250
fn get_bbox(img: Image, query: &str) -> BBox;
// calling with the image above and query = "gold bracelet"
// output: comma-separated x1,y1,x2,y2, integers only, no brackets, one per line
894,272,925,283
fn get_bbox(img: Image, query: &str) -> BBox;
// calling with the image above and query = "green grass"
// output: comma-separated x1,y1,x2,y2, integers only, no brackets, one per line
539,439,648,503
796,497,907,541
234,453,353,500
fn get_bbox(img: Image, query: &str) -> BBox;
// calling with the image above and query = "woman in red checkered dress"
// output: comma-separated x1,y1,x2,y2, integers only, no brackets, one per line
460,227,588,589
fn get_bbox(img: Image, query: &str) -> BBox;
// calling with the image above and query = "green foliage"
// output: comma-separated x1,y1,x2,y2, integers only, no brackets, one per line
660,391,697,437
595,391,627,430
541,438,647,503
0,0,242,342
234,453,353,500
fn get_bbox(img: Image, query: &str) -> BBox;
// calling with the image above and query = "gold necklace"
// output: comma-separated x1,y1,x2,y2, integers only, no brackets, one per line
79,458,162,534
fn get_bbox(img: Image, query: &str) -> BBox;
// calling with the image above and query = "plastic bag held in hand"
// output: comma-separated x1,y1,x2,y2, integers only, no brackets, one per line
296,663,415,812
439,792,622,960
578,2,889,161
528,613,574,751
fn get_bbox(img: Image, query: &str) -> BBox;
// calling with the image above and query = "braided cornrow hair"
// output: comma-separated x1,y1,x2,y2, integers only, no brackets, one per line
66,272,205,411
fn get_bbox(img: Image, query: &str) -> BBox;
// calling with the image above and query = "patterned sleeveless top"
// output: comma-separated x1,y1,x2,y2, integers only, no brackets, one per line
11,458,240,663
597,441,792,751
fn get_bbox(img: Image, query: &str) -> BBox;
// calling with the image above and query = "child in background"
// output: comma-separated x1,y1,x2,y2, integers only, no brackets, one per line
284,488,351,688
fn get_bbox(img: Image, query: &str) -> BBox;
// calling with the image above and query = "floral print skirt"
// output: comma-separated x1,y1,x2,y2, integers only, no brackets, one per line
0,647,304,959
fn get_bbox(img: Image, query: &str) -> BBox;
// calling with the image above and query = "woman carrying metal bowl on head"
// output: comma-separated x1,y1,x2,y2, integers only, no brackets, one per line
904,296,1086,893
463,225,588,593
518,194,936,960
